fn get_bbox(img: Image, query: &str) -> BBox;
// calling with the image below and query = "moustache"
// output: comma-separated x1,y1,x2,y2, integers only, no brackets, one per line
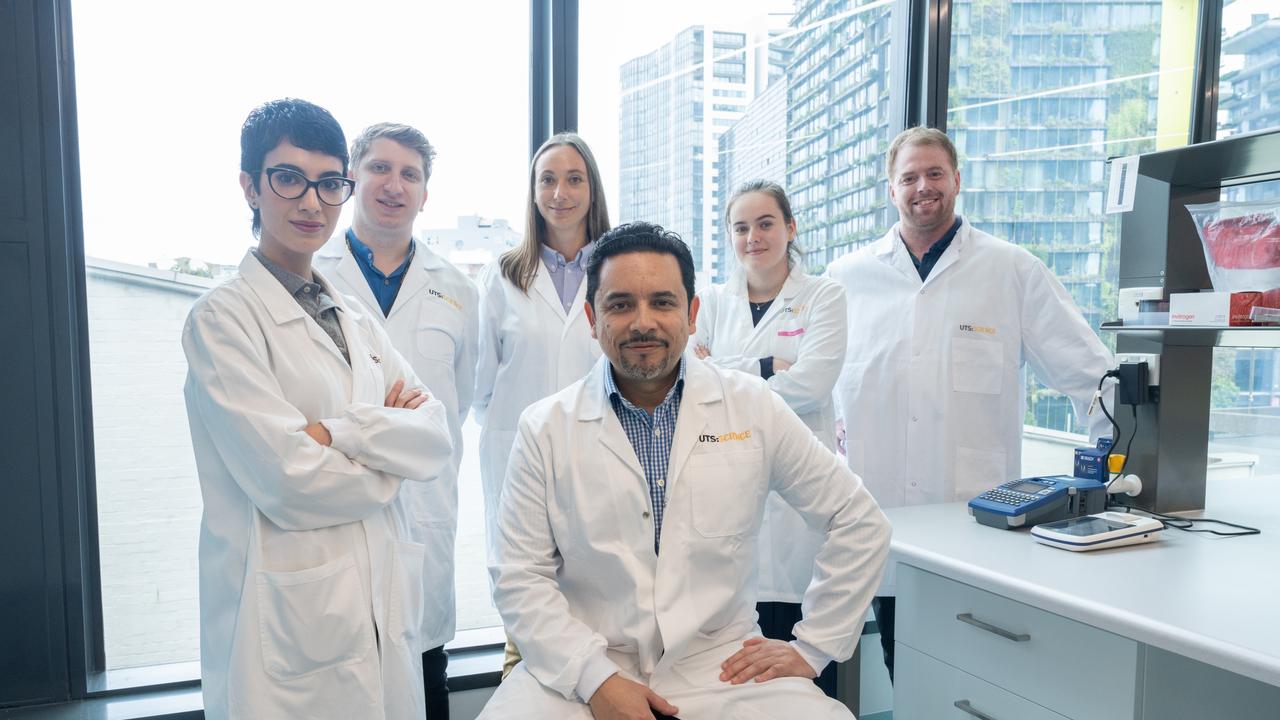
621,333,667,348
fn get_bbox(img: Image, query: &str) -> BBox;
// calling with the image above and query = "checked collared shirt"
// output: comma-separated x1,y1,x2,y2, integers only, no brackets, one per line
604,359,685,554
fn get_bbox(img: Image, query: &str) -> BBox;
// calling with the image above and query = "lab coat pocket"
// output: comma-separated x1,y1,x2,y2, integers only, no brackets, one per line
256,554,373,681
686,449,764,537
387,539,428,651
952,336,1003,395
415,312,457,363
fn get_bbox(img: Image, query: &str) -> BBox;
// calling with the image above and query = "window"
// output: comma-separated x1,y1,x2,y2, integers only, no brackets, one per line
579,0,900,284
1217,2,1280,138
947,0,1195,444
1208,178,1280,478
72,0,527,673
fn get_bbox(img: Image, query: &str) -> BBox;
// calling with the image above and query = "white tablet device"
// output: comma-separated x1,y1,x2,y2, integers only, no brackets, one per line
1031,512,1164,552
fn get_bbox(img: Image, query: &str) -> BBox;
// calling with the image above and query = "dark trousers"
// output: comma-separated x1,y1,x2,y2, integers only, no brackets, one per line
423,644,449,719
755,601,838,699
871,596,895,683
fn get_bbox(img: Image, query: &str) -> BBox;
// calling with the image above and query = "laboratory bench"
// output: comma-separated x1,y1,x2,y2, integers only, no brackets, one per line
883,475,1280,720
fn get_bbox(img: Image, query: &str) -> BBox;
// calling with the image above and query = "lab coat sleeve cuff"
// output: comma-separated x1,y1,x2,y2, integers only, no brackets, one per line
791,639,832,678
576,649,622,703
320,416,363,459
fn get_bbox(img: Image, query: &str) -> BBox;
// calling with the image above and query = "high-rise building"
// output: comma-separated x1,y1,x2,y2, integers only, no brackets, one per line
949,0,1164,431
618,20,789,280
784,0,897,271
715,78,789,282
1219,13,1280,138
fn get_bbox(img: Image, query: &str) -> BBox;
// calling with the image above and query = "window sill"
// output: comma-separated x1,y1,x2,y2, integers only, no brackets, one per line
1,648,503,719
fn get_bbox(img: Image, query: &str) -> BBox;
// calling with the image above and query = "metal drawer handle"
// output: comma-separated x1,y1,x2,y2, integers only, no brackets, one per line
955,612,1030,642
954,699,998,720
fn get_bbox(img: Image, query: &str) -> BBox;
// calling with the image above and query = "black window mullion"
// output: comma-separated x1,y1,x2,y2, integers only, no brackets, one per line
530,0,551,160
926,0,953,132
551,0,578,134
1190,0,1223,144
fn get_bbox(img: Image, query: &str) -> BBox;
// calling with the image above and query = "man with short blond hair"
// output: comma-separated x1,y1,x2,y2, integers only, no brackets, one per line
317,121,478,719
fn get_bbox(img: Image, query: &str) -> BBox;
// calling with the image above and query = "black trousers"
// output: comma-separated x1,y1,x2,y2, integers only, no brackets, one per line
871,596,895,683
423,644,449,719
755,601,838,699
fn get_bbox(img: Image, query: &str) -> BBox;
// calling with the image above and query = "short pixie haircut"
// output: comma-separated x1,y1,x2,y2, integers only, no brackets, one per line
239,98,348,235
586,222,696,310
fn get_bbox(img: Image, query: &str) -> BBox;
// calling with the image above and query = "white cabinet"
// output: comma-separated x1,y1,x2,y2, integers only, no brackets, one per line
896,564,1139,720
895,644,1070,720
894,564,1280,720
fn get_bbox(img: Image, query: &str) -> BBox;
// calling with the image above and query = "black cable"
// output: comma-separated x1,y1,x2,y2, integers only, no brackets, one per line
1108,503,1261,537
1096,371,1122,489
1095,367,1260,537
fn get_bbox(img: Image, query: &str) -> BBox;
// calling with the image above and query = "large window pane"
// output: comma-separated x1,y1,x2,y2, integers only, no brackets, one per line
1208,179,1280,480
580,0,900,283
73,0,526,669
948,0,1193,437
1217,1,1280,138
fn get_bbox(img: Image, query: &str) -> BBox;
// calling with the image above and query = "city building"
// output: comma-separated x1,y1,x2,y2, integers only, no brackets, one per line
421,215,521,278
785,0,897,271
1219,13,1280,138
618,19,789,281
714,78,789,282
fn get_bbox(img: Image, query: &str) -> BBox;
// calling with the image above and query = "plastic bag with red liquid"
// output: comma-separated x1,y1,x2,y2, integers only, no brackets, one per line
1186,200,1280,297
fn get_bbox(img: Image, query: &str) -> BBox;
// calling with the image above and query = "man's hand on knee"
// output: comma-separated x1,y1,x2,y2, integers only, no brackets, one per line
588,673,679,720
719,637,817,685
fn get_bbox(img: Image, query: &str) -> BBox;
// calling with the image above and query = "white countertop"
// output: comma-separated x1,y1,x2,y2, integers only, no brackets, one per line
883,476,1280,688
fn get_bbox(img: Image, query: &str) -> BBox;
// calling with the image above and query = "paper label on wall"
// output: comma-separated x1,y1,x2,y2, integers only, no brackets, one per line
1105,155,1139,214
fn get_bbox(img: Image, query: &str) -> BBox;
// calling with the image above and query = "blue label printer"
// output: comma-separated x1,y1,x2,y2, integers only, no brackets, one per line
968,475,1108,529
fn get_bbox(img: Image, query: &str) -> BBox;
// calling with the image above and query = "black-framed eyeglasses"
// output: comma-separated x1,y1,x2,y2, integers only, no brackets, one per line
263,167,355,206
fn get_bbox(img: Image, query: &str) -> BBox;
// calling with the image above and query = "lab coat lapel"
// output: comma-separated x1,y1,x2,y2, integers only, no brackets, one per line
531,262,567,320
564,273,590,337
665,358,717,497
240,251,354,368
880,227,925,288
920,220,965,287
387,241,436,320
332,246,383,322
314,267,374,393
725,270,766,347
579,359,646,482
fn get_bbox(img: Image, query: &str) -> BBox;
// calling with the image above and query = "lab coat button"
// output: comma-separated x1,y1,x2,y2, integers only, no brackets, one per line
643,511,651,519
911,416,918,422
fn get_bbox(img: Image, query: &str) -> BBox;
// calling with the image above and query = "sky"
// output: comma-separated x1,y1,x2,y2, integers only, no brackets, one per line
72,1,530,267
70,0,792,269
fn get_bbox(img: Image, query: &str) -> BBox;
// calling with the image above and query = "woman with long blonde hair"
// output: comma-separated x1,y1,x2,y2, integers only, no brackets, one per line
474,132,612,568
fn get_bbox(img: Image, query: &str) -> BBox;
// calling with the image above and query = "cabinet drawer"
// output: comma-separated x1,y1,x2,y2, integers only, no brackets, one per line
895,644,1069,720
897,565,1138,720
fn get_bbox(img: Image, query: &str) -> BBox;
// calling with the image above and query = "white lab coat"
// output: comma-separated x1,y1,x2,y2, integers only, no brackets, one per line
483,357,889,715
183,251,453,720
828,220,1115,513
316,236,479,650
473,259,601,556
694,267,848,603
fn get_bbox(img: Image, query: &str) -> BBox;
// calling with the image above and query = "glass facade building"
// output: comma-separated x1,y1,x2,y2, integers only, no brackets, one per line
618,22,789,278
